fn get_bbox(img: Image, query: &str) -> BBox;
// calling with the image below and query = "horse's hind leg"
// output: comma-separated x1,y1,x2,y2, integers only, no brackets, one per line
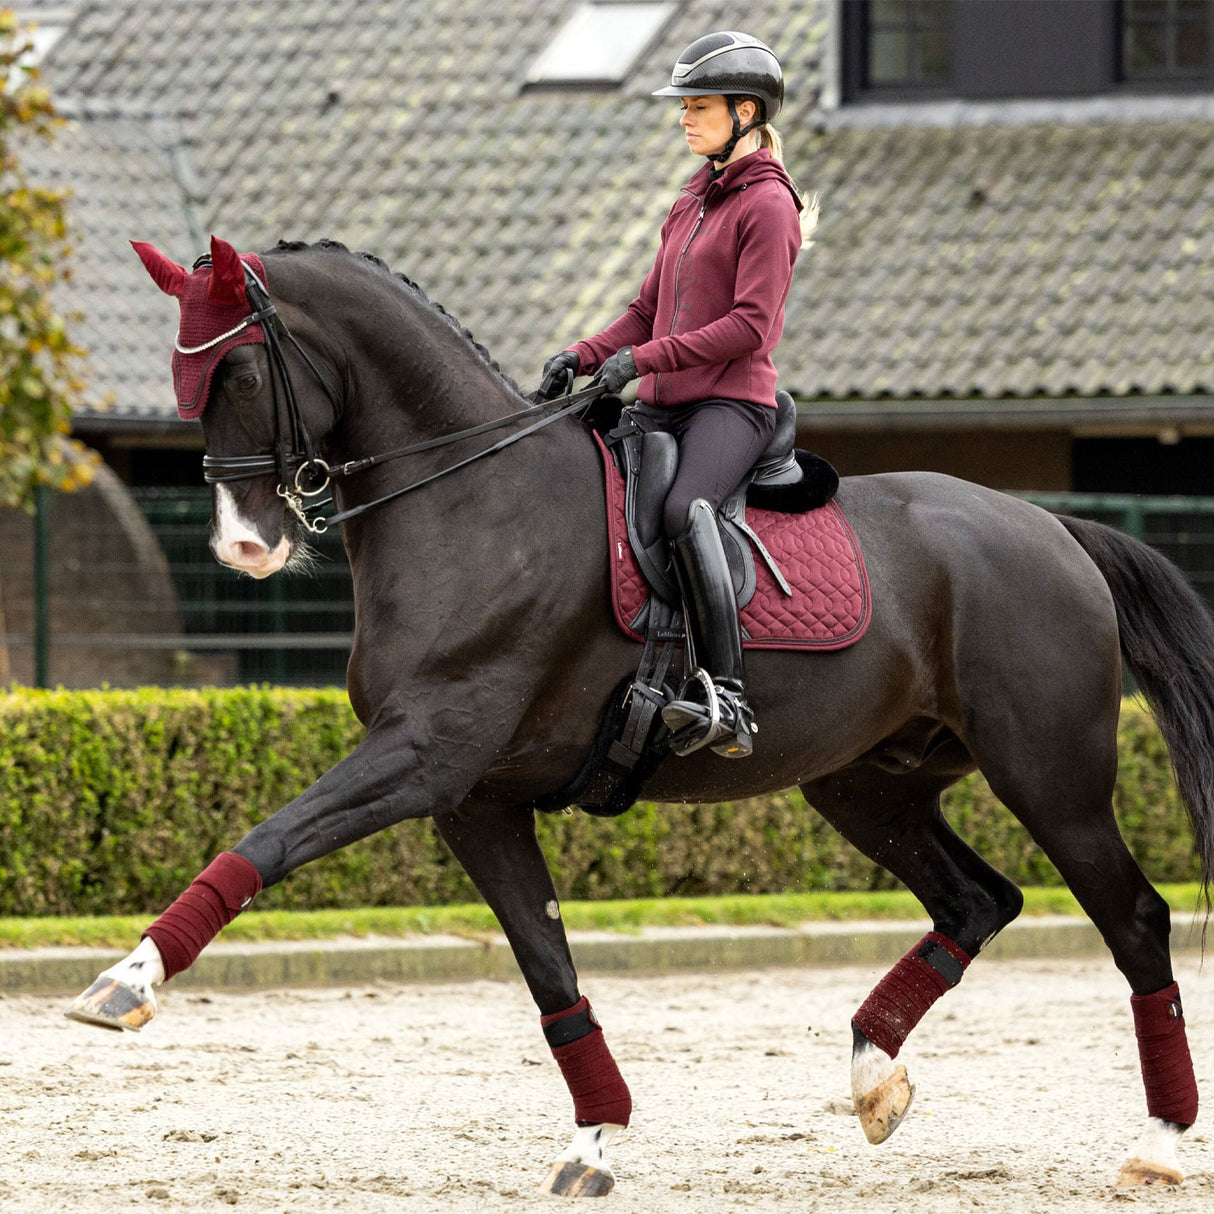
973,741,1196,1186
1027,830,1192,1187
433,803,630,1198
802,751,1024,1145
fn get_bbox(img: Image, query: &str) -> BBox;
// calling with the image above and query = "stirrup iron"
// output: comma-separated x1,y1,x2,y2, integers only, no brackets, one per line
662,668,755,758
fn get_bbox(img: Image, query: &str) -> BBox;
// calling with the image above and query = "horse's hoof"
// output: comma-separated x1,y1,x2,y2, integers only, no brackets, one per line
539,1160,615,1197
1116,1157,1184,1187
856,1063,915,1144
64,976,157,1032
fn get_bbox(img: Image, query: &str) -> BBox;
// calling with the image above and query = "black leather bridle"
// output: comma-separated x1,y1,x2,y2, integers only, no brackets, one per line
200,262,604,535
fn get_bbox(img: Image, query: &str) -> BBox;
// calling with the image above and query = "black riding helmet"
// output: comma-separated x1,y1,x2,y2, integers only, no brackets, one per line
652,31,784,164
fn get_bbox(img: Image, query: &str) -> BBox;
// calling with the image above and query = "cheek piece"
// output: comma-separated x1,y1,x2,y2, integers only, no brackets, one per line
705,98,762,165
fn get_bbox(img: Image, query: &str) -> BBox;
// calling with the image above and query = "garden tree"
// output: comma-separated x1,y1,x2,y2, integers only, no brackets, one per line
0,9,96,510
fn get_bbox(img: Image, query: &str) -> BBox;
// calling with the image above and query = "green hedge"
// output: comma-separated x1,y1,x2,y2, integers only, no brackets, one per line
0,687,1199,917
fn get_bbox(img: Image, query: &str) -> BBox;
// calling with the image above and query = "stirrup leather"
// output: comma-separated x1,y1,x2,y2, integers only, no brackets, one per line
661,668,756,758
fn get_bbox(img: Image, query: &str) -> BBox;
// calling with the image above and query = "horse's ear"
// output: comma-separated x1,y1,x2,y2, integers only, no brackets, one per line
207,235,248,306
131,241,186,297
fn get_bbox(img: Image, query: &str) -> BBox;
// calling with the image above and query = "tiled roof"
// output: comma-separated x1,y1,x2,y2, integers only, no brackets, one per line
19,102,198,415
12,2,81,19
26,0,1214,420
798,118,1214,400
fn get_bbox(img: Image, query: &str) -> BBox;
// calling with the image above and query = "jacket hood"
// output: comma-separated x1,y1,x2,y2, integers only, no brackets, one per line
684,148,804,212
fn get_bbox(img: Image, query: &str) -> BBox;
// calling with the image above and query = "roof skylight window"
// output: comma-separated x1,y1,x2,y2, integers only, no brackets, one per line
13,7,72,64
6,11,68,91
526,2,675,88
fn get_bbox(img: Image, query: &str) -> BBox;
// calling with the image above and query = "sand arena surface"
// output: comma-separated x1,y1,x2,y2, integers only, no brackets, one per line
0,955,1211,1212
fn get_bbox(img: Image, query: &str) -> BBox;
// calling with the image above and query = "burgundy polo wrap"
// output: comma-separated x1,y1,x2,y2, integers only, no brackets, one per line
132,235,267,419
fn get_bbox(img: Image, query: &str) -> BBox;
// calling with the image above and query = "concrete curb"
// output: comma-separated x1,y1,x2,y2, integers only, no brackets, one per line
1,914,1206,996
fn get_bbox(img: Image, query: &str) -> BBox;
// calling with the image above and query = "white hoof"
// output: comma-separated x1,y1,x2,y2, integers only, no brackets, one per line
63,938,164,1033
65,975,158,1032
538,1123,622,1197
1117,1118,1186,1187
852,1040,915,1144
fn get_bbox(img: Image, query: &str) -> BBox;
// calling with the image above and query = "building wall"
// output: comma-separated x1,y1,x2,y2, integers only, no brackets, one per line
0,461,185,688
795,425,1073,491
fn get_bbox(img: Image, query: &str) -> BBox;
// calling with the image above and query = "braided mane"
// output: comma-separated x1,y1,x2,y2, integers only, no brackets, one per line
271,239,523,395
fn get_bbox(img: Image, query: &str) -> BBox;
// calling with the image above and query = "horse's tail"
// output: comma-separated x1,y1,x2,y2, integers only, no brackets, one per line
1059,514,1214,904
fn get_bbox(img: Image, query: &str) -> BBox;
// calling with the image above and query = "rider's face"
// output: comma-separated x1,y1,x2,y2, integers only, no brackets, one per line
679,95,756,160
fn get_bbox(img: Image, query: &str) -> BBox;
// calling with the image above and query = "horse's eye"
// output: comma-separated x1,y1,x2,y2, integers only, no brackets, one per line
237,373,259,394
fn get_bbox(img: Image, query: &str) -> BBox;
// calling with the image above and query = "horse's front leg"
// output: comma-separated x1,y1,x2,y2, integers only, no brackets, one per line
65,705,504,1030
433,802,631,1197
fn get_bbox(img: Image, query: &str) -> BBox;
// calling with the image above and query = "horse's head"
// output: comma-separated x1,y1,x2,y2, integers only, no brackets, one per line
134,236,338,577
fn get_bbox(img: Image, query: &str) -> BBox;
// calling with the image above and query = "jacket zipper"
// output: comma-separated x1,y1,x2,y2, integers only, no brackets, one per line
655,191,709,406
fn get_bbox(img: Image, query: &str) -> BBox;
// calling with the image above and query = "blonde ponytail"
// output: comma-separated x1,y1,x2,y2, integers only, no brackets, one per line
758,123,818,249
758,123,785,163
799,191,820,250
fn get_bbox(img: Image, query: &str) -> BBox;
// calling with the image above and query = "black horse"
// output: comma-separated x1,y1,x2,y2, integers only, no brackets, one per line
70,236,1212,1195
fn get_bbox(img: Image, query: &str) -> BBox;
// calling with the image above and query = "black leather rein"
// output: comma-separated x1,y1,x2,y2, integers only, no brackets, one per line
200,263,604,535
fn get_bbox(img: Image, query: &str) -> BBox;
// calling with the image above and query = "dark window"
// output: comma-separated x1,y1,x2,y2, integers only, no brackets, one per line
1121,0,1214,80
1073,436,1214,496
857,0,955,92
842,0,1214,103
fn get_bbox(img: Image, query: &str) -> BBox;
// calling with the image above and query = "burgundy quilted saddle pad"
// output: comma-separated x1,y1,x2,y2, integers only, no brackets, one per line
598,434,872,651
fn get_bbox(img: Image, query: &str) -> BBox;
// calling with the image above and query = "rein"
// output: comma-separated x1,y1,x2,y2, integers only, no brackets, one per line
317,388,604,530
200,262,605,534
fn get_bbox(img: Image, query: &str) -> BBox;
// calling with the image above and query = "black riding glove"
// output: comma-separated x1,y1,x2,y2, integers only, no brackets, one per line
594,347,638,394
538,350,580,401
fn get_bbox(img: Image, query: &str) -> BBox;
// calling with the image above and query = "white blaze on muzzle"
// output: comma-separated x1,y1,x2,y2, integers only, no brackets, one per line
211,484,290,578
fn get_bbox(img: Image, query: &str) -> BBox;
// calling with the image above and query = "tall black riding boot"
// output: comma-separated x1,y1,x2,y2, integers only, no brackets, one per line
661,499,755,758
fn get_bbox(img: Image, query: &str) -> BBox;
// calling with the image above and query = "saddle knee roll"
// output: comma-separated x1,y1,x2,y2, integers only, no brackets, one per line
634,431,678,550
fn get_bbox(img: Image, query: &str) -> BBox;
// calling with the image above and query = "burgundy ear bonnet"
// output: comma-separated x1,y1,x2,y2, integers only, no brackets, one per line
132,236,268,419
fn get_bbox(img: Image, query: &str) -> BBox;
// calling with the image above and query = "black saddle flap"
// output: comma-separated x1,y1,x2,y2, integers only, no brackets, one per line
634,432,677,551
616,427,754,612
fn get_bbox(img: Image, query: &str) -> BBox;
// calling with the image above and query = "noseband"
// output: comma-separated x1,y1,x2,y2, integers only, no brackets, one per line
200,260,604,535
199,259,337,525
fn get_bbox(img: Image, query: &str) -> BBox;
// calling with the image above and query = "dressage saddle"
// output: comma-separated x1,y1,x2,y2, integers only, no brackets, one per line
601,391,839,627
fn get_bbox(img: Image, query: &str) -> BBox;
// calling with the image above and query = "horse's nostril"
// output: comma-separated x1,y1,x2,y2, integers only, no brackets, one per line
234,540,268,562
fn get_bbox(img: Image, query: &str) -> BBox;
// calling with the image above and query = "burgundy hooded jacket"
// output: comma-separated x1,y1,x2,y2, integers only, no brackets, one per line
571,148,803,410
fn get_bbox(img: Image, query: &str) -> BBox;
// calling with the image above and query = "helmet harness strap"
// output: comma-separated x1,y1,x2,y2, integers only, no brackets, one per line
706,97,762,165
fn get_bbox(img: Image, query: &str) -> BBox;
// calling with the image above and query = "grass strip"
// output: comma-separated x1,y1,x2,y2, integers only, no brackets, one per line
0,884,1205,950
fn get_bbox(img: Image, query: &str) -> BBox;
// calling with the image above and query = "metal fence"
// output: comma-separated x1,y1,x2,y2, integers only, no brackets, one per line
1019,493,1214,604
6,487,1214,689
133,488,354,685
0,485,352,689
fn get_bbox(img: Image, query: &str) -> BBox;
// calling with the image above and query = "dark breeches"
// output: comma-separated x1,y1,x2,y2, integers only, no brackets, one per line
635,398,776,539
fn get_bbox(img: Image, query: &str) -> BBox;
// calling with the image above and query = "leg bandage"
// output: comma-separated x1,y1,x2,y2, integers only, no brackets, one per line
1131,981,1199,1126
852,932,971,1059
142,852,262,980
541,996,632,1127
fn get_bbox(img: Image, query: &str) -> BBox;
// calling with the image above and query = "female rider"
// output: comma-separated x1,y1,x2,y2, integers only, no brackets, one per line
540,31,806,759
